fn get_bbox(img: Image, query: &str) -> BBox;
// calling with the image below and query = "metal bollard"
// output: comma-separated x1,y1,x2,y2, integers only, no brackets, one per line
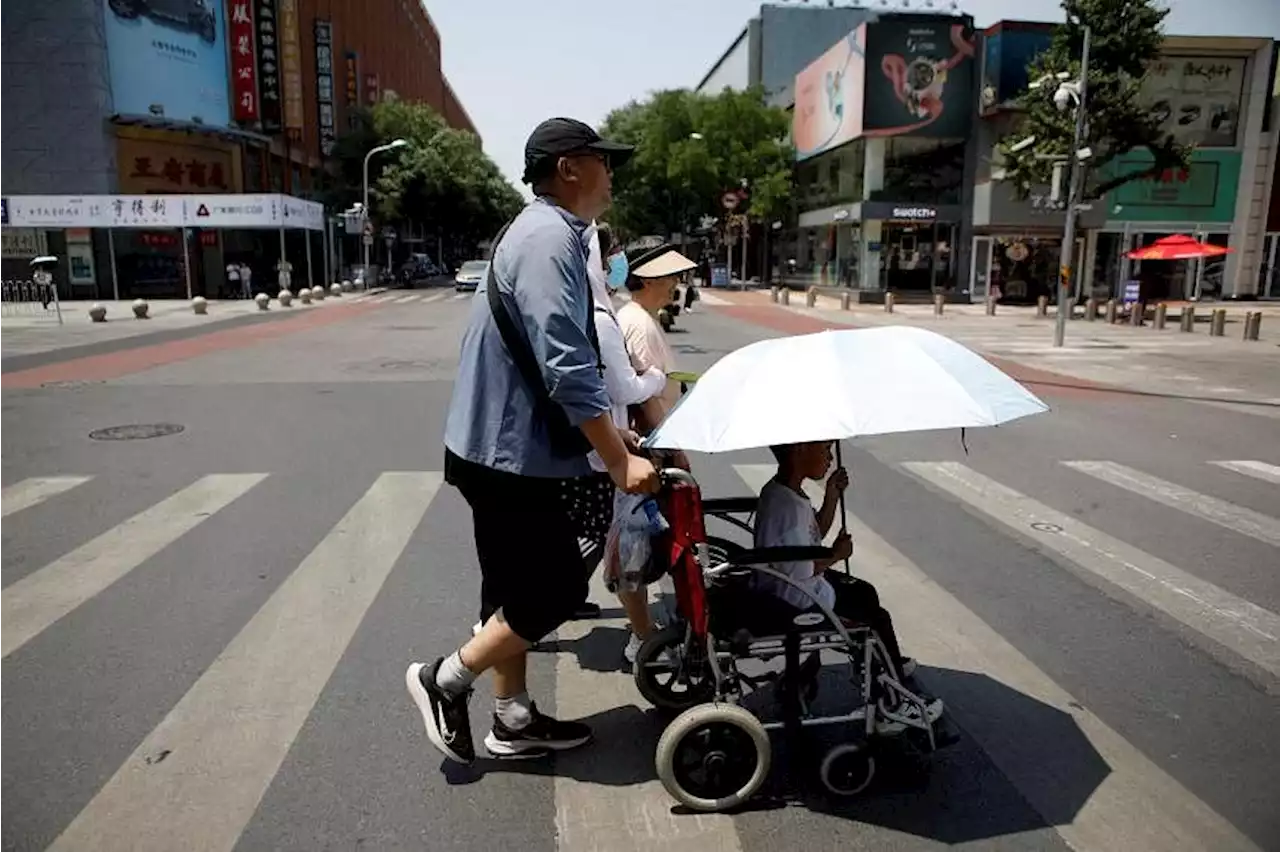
984,296,997,316
1105,299,1118,324
884,292,895,313
1210,308,1226,337
1180,305,1195,332
806,288,817,308
1153,303,1167,330
1129,302,1144,326
1243,311,1262,341
1036,295,1049,317
1085,298,1097,321
840,291,852,311
780,288,790,306
933,293,945,316
770,287,780,303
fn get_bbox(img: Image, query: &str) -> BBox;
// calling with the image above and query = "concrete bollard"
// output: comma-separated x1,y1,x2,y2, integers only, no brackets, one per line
1036,295,1049,317
191,296,208,315
985,296,997,316
1129,302,1144,326
299,288,313,305
1105,299,1118,324
1180,305,1195,332
840,291,852,311
312,284,325,300
278,289,294,307
933,293,945,316
1243,311,1262,341
1085,298,1098,321
131,298,150,319
255,292,270,310
88,303,107,322
884,292,895,313
1210,308,1226,336
771,287,780,303
780,288,790,306
1153,303,1167,330
342,279,353,292
330,283,343,297
805,287,817,307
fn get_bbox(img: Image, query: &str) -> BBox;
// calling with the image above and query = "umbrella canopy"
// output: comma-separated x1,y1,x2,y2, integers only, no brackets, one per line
645,326,1048,454
1126,234,1233,261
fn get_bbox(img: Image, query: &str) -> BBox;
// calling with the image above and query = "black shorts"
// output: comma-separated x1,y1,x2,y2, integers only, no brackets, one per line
446,451,589,642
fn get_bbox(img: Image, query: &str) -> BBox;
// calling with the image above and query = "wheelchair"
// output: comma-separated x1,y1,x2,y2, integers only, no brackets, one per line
632,469,949,812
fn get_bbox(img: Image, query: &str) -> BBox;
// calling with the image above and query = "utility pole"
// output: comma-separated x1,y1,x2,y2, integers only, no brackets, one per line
1054,25,1090,348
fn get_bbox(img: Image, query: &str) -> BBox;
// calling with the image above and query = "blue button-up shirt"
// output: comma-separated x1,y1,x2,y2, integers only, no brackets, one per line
444,197,611,479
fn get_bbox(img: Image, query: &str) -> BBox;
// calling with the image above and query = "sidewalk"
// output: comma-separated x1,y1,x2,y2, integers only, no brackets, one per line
709,289,1280,414
2,292,375,360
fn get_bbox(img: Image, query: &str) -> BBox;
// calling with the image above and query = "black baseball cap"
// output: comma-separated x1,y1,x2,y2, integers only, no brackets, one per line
521,117,635,184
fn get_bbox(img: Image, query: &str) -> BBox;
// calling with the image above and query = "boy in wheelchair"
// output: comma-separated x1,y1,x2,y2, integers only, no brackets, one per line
757,441,944,733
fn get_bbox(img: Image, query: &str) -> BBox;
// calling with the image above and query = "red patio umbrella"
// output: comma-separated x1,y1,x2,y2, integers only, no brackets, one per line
1127,234,1233,260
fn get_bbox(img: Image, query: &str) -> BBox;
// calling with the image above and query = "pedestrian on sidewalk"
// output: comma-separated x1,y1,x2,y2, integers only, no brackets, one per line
407,117,657,765
239,263,253,300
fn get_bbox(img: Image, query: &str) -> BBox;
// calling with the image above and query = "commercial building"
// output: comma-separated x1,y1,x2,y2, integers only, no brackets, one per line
1,0,475,298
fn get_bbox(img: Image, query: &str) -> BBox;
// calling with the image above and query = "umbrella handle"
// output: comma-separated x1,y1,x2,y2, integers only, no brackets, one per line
836,442,851,576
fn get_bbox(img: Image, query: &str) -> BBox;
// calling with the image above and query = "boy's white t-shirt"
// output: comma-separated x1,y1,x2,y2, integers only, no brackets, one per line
753,479,837,611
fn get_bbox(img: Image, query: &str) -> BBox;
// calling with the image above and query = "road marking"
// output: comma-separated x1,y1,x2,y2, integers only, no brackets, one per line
554,574,741,852
1211,460,1280,486
1,476,92,517
2,474,267,658
901,462,1280,680
695,292,728,306
737,463,1262,852
48,472,440,852
391,294,417,304
424,291,450,303
1062,460,1280,548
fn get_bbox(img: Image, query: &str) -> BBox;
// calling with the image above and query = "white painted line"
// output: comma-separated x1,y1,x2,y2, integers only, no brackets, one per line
737,463,1262,852
900,462,1280,680
2,474,267,658
423,291,450,303
696,292,728,306
1211,460,1280,486
554,575,741,852
1063,460,1280,548
2,476,92,517
391,295,417,304
48,472,441,852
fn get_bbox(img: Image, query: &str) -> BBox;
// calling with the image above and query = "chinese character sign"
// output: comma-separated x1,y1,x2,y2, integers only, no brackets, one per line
364,73,380,106
345,51,360,129
255,0,282,132
230,0,258,122
278,0,305,137
315,21,336,156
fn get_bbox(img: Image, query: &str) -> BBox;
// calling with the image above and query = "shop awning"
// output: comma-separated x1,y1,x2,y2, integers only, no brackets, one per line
1,193,325,232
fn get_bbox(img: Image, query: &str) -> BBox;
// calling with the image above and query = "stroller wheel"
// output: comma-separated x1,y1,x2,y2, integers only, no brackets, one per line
656,703,771,813
819,741,876,797
634,625,716,712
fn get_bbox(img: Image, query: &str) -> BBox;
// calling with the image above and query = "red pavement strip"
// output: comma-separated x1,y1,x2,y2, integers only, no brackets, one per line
2,301,380,389
713,299,1113,400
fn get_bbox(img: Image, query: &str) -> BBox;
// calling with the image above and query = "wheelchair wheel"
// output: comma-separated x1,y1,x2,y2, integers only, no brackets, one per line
819,741,876,797
634,625,716,712
656,703,771,813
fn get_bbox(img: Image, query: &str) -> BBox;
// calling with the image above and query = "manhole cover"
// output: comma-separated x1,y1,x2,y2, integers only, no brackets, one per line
1031,521,1063,533
89,423,185,441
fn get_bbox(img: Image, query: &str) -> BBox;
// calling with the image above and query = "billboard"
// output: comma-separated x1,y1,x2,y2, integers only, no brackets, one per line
102,0,231,127
229,0,258,123
1143,56,1247,149
793,27,867,162
1105,149,1241,223
255,0,282,132
863,16,976,138
315,21,336,156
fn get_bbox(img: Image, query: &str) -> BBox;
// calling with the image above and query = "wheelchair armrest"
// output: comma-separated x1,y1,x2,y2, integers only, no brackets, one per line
702,496,759,516
728,545,834,566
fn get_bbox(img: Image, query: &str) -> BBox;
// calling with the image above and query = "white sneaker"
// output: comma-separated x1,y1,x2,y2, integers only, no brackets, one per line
623,632,643,665
876,695,944,735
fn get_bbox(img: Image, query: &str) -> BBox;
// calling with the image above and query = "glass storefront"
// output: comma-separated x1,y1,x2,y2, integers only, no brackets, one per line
879,222,957,292
1093,229,1231,302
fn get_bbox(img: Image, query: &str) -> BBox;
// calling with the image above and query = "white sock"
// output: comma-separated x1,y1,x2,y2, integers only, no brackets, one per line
434,651,477,696
495,692,533,731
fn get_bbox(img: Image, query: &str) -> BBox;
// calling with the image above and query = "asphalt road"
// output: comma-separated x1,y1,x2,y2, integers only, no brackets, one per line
3,288,1278,852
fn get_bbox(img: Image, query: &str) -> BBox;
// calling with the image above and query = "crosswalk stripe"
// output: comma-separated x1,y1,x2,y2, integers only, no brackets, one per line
901,462,1280,680
1,475,92,517
424,292,450,303
735,464,1261,852
391,294,416,303
47,471,441,852
1,474,267,658
1211,460,1280,485
1062,460,1280,548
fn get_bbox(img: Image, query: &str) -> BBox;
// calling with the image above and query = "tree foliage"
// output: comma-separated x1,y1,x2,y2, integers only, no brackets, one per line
322,101,523,255
600,86,794,240
997,0,1191,201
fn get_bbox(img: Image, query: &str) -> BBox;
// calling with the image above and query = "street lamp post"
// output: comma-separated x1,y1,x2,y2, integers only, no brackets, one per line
1053,25,1091,348
362,138,409,287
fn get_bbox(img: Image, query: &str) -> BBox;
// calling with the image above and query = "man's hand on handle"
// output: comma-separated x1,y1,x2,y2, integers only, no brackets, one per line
611,454,660,494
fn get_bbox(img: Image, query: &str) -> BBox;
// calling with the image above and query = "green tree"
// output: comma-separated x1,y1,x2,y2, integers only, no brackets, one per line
600,86,794,240
322,101,523,258
997,0,1191,201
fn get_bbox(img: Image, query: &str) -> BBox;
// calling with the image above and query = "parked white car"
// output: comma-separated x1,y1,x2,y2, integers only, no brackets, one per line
454,260,488,293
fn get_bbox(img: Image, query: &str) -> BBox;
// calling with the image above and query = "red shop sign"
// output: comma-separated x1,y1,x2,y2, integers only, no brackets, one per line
230,0,259,122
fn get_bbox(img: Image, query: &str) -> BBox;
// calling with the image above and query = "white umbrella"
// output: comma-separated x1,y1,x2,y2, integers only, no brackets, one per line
646,325,1048,454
